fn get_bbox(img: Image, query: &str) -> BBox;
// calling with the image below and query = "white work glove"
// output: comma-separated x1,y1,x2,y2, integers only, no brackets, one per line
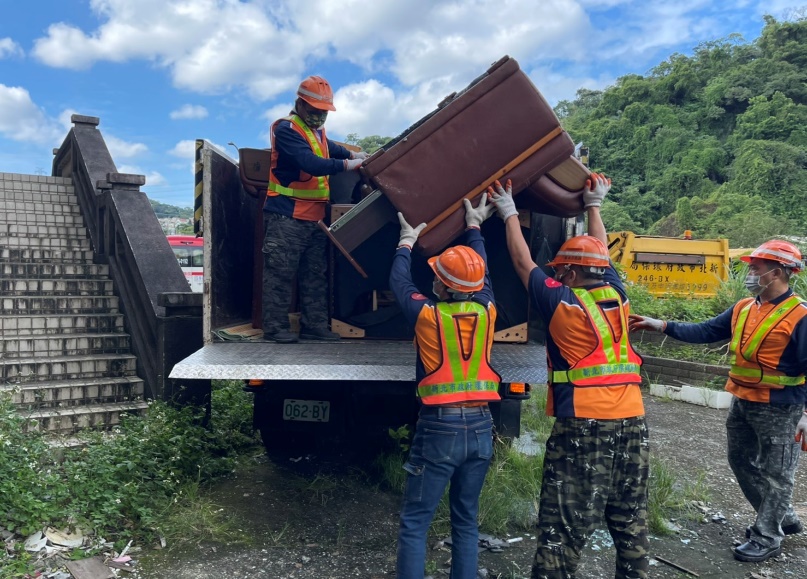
463,194,495,229
583,172,611,208
397,212,427,250
487,179,518,221
350,151,369,160
628,314,667,333
344,158,363,171
796,413,807,452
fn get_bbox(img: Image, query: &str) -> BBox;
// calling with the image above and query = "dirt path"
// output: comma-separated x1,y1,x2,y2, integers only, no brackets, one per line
135,396,807,578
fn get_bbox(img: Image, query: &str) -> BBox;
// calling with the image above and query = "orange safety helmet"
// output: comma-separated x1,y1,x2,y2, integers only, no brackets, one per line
428,246,486,293
297,75,336,111
546,235,610,268
741,240,803,273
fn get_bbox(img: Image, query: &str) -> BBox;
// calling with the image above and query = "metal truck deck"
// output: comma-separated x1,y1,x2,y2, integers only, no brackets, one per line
169,341,547,384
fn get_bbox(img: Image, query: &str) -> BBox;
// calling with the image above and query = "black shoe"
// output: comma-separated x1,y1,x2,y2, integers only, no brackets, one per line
264,330,298,343
300,327,340,341
746,520,803,539
733,540,781,563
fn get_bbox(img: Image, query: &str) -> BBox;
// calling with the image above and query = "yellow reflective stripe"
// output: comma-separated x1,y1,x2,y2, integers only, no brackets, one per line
573,287,622,364
438,302,488,381
553,363,642,383
729,302,751,355
730,366,805,386
417,381,499,398
268,181,329,199
739,295,804,361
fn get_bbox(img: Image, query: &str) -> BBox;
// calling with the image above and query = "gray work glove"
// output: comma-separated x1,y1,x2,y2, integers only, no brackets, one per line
344,158,363,171
351,151,369,160
397,212,427,249
796,413,807,452
583,172,611,208
463,194,495,229
628,314,666,333
487,179,518,221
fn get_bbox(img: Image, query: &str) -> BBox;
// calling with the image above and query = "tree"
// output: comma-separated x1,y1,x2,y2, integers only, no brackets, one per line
344,134,392,153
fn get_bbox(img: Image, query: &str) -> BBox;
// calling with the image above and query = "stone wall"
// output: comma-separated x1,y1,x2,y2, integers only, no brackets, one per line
640,355,728,388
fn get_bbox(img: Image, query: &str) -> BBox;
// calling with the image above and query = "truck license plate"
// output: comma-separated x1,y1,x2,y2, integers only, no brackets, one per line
283,399,330,422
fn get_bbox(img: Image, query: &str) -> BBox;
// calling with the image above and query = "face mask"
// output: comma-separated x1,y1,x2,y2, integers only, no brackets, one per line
744,269,777,295
302,110,327,129
432,280,443,300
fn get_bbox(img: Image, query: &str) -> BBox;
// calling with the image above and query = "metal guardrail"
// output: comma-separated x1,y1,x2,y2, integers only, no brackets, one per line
51,114,204,402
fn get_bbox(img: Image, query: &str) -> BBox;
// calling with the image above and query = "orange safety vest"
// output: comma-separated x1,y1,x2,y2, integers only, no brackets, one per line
268,114,330,202
551,286,643,386
417,301,501,405
728,295,807,389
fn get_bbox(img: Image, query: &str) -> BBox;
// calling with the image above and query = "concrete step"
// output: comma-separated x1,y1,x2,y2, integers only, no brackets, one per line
0,223,88,238
0,236,91,251
0,211,83,226
0,332,131,358
0,262,108,278
1,278,114,296
0,248,95,263
0,295,119,315
0,313,125,336
18,401,149,433
0,200,81,216
0,353,138,384
2,376,144,409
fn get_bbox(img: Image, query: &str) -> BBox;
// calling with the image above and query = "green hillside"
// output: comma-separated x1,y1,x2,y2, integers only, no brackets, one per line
557,16,807,248
150,199,193,219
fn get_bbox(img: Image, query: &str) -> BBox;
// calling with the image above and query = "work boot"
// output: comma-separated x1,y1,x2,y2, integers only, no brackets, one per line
745,520,803,539
300,327,340,341
264,330,299,343
733,540,781,562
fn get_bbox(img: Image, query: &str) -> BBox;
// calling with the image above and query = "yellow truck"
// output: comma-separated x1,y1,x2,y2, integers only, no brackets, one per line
607,231,730,298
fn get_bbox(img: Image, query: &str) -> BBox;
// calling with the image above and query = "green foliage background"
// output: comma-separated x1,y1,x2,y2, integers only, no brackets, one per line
557,16,807,248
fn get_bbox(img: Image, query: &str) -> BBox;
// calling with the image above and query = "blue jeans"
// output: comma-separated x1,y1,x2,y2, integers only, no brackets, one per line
397,405,494,579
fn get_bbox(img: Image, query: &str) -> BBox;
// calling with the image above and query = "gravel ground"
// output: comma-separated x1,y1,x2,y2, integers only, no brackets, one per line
133,395,807,578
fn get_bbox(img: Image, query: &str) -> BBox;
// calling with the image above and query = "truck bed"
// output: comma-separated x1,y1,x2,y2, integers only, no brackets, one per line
169,341,547,384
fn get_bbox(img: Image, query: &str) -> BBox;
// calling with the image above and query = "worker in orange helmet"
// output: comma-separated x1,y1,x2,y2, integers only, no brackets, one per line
262,75,367,343
391,195,501,579
489,173,649,579
631,239,807,563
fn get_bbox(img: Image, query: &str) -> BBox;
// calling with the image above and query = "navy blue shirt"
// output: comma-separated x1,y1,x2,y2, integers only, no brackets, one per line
264,117,351,219
665,288,807,405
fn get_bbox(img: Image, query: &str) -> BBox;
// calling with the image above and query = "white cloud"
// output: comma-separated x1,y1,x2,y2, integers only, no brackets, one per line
0,37,23,59
0,85,63,144
527,66,615,106
118,164,166,186
104,134,148,159
169,139,230,169
170,104,208,120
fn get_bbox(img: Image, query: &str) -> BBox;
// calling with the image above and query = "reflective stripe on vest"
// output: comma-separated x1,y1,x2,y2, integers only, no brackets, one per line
728,295,806,388
417,301,501,404
268,115,330,201
551,286,642,385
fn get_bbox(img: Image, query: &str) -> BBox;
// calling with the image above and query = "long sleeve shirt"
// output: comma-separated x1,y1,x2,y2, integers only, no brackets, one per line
665,288,807,405
263,118,351,221
389,228,496,383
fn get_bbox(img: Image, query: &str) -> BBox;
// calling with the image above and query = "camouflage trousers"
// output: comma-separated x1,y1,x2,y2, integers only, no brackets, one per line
726,397,803,548
532,416,650,579
261,212,328,335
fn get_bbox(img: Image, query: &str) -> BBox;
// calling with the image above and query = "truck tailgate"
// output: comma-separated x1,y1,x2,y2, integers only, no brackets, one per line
169,341,547,384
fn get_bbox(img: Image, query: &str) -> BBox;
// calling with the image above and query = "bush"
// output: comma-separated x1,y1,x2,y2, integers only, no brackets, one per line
0,381,259,544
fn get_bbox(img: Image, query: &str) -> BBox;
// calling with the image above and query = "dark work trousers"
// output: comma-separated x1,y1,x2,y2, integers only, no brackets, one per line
532,416,650,579
726,397,803,548
261,212,328,335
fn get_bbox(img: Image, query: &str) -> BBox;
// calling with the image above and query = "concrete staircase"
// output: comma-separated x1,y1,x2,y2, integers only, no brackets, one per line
0,172,148,433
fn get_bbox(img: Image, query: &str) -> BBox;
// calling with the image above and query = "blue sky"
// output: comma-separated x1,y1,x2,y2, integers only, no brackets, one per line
0,0,799,207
